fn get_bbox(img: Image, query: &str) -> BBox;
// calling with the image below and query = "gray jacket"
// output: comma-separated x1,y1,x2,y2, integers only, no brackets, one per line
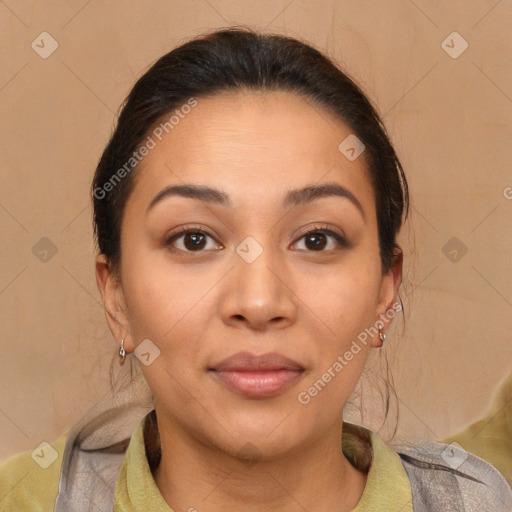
53,376,512,512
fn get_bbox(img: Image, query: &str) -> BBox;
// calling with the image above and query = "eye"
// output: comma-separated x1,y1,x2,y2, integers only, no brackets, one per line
163,224,348,254
164,227,222,253
292,225,348,252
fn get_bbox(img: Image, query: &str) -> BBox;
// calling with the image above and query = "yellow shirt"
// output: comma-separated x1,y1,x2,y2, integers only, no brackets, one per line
0,435,66,511
0,419,412,511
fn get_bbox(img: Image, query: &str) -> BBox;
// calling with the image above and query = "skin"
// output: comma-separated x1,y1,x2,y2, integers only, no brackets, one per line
96,90,402,512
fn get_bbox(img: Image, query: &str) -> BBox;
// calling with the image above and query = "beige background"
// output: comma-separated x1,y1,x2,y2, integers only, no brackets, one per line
1,0,511,462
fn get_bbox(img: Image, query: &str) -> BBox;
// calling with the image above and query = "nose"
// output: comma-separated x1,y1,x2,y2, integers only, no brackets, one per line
219,239,297,331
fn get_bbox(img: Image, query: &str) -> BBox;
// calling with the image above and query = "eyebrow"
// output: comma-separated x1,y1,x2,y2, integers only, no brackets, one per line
146,181,366,220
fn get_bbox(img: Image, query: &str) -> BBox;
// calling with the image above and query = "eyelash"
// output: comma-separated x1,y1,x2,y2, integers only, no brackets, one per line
163,223,349,254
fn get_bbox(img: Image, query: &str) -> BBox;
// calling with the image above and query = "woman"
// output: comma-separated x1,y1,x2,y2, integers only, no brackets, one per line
1,28,511,512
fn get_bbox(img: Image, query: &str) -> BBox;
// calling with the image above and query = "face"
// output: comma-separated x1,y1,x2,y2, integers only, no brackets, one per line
96,90,401,460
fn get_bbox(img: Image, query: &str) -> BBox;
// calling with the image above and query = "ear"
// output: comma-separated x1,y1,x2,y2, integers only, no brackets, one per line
95,254,135,354
373,249,403,345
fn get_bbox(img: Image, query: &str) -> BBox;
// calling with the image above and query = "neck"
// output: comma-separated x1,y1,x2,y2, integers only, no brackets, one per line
152,415,368,512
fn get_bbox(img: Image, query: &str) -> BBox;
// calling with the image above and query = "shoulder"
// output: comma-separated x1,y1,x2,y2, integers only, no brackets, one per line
0,434,66,511
393,438,512,511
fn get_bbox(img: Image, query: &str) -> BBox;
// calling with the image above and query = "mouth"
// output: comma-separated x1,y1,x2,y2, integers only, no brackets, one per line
208,351,305,399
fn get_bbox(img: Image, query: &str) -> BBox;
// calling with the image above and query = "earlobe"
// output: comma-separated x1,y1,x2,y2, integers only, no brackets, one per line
95,254,133,353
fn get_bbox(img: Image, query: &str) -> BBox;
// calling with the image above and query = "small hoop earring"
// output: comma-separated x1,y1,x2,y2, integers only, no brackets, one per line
378,326,386,346
119,338,126,363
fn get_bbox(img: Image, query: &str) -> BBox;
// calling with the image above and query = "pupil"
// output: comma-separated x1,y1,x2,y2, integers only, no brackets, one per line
185,233,206,251
306,233,326,250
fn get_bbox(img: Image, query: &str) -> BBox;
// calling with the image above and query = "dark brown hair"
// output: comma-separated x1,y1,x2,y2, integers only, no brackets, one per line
93,27,409,471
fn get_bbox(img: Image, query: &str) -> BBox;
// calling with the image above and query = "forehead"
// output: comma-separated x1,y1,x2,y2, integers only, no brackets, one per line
128,90,375,214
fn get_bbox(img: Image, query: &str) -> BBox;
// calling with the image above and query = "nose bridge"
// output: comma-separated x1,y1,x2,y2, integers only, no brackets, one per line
220,233,297,328
237,235,278,295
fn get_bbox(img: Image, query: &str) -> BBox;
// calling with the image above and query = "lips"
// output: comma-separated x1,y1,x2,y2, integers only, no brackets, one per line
209,351,304,398
211,351,304,372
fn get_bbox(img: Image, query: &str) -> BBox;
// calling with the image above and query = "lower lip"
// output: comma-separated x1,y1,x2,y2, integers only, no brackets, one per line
211,369,303,398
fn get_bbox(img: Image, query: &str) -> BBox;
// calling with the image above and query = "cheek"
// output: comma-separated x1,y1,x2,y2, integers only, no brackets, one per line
120,241,213,341
307,254,382,338
120,255,224,399
297,267,378,409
